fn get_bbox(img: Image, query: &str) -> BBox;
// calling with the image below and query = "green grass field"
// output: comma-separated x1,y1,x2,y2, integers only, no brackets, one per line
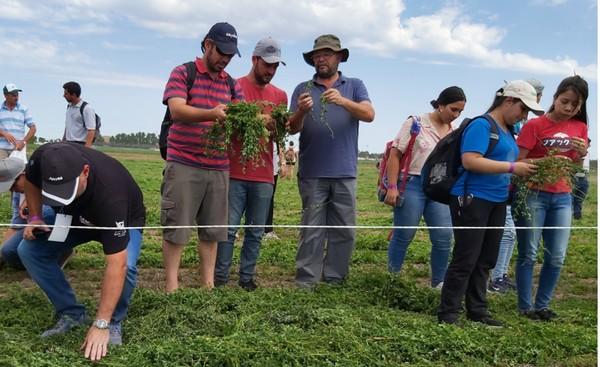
0,148,596,366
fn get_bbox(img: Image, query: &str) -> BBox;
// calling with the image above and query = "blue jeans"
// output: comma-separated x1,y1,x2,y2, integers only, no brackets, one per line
216,179,274,283
514,192,572,311
18,229,142,323
571,174,589,217
387,175,452,286
491,206,516,280
2,205,56,269
10,193,20,226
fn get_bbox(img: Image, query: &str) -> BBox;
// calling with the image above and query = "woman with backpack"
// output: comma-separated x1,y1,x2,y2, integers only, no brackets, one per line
513,75,589,321
384,86,466,288
437,80,541,326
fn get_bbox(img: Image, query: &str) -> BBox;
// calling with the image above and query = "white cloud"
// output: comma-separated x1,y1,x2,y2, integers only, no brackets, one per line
0,29,162,89
102,41,143,51
532,0,568,6
0,0,595,81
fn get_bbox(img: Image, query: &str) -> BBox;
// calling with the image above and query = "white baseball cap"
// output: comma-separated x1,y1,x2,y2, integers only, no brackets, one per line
498,80,545,115
3,83,22,94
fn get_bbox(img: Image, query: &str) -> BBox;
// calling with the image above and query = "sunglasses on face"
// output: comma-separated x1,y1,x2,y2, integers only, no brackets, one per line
311,51,336,61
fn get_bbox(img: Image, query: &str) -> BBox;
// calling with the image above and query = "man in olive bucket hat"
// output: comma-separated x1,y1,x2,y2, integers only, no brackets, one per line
288,34,375,289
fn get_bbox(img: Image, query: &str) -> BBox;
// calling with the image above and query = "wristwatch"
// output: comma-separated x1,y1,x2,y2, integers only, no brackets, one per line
93,319,109,330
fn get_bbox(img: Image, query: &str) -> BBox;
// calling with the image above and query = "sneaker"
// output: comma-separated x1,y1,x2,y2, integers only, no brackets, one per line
58,248,74,269
432,282,444,290
502,274,516,291
263,232,280,241
487,277,508,294
41,313,88,338
468,316,503,327
535,308,557,321
109,322,122,345
519,310,540,320
239,279,257,291
574,212,582,220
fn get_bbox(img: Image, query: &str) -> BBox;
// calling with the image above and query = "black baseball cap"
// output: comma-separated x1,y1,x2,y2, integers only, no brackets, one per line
40,143,87,206
205,22,241,57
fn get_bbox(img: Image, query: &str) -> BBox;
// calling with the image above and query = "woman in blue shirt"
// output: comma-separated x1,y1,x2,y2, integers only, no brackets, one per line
437,81,541,326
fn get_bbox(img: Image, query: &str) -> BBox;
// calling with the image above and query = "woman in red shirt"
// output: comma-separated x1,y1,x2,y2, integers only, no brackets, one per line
514,75,589,321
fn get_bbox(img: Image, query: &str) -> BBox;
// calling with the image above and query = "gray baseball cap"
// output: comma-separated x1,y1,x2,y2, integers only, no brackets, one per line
253,37,286,65
525,78,545,96
0,157,25,193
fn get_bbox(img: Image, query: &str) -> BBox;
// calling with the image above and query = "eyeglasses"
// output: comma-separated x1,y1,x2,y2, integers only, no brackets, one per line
207,39,234,58
311,51,337,61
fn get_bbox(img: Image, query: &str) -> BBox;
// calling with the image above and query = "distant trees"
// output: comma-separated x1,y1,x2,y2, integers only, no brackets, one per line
109,132,158,147
358,150,383,160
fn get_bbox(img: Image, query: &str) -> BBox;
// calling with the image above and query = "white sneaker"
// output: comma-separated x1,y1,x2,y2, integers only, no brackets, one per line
433,282,444,290
263,232,280,241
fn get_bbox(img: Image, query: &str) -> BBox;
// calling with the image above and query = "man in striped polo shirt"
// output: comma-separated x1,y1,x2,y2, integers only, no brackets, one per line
0,83,37,241
0,84,36,159
161,22,244,292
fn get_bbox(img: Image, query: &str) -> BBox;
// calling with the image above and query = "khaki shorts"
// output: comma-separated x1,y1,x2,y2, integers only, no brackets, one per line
160,161,229,244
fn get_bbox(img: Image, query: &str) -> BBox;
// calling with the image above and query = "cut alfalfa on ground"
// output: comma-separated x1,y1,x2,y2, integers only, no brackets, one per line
512,151,584,219
207,102,270,167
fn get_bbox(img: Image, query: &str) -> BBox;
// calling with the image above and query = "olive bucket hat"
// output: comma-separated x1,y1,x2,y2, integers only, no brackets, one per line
302,34,349,66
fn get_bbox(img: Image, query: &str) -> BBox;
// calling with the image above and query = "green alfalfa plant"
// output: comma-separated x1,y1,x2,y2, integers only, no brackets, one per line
512,149,584,219
207,101,269,167
305,81,334,138
270,103,291,150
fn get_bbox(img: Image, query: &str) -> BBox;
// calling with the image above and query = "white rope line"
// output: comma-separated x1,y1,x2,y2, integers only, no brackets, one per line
0,223,597,230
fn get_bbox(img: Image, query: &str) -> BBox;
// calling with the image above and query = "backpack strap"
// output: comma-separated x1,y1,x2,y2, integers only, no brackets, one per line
79,101,88,128
461,114,501,203
226,75,236,101
398,116,421,194
183,61,197,96
480,114,500,157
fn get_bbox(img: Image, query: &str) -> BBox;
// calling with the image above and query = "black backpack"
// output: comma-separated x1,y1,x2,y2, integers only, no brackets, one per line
80,101,101,143
421,114,500,204
159,61,236,160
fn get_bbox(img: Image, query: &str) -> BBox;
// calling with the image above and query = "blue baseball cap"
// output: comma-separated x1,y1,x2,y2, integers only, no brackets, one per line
206,22,240,57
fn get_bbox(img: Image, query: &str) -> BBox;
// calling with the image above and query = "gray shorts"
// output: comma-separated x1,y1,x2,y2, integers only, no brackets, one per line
160,161,229,244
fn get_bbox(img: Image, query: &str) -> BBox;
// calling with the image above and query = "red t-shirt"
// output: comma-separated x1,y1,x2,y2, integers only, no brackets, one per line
517,114,588,193
228,76,288,183
162,58,243,170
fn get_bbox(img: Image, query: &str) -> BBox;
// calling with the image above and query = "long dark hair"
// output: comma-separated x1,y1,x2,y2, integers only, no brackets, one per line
430,86,466,109
548,75,588,124
486,88,515,134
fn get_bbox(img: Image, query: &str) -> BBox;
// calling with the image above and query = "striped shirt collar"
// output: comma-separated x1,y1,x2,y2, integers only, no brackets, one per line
1,101,21,111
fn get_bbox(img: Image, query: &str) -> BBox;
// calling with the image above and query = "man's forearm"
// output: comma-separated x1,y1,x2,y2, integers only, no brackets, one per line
84,130,95,147
24,179,43,218
341,100,375,122
23,125,36,143
288,110,307,134
96,251,127,320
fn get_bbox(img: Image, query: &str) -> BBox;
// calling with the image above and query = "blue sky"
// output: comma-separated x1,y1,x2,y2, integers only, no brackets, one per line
1,0,597,157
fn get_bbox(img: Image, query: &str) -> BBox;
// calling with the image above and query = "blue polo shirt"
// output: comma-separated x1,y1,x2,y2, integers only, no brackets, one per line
450,117,518,203
0,102,34,150
290,72,370,178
